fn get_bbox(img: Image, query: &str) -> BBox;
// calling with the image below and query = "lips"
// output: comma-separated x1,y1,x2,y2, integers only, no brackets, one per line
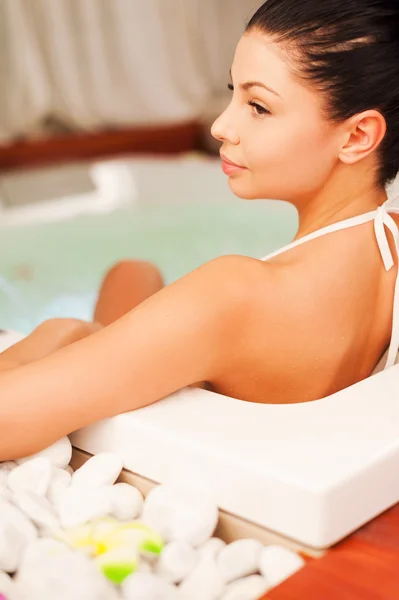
220,154,245,169
220,153,247,176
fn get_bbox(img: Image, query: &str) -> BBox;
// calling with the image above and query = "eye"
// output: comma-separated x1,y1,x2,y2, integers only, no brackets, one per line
227,83,234,91
247,101,270,116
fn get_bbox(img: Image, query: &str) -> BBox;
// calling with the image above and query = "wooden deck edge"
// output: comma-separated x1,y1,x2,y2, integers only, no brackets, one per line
0,122,203,171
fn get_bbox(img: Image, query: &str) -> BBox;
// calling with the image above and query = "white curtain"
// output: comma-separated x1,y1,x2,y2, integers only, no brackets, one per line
0,0,261,142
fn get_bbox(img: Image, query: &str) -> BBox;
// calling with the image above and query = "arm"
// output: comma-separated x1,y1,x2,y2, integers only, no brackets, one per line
0,257,250,460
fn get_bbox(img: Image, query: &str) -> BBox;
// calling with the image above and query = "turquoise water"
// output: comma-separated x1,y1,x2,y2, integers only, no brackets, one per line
0,195,297,333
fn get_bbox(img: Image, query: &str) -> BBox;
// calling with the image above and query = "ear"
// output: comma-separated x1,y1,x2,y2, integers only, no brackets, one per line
338,110,386,166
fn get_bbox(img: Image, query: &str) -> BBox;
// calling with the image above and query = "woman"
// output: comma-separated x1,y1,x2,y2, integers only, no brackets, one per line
1,0,399,459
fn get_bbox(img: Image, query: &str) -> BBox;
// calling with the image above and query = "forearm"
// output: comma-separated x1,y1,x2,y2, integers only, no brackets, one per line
0,333,152,460
0,316,194,460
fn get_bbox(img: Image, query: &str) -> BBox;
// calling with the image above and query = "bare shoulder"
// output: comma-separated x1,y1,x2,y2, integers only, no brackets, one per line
181,254,275,327
152,254,268,344
132,253,272,382
190,254,269,296
162,254,266,307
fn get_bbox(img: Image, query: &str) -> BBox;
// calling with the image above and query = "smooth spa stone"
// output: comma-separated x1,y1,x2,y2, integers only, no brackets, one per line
198,537,226,562
220,575,271,600
155,541,198,584
107,483,144,521
12,491,60,533
0,518,27,573
0,499,38,543
259,545,305,588
122,572,180,600
71,453,123,489
179,553,226,600
0,485,12,503
0,571,16,596
0,462,17,486
216,539,264,583
58,485,112,528
7,458,52,496
16,437,72,470
21,538,71,567
142,484,218,547
138,559,153,574
46,468,72,507
15,548,120,600
19,539,71,571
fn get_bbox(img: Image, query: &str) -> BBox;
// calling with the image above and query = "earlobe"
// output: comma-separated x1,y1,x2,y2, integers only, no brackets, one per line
339,110,386,165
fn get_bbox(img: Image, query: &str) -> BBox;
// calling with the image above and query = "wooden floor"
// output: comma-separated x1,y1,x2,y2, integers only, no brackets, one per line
263,503,399,599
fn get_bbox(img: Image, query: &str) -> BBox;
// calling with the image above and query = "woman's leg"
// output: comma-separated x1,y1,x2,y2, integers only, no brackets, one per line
0,260,164,372
94,260,165,326
0,319,102,370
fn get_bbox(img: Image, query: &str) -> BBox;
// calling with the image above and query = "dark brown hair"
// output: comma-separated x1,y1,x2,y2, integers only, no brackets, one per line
247,0,399,186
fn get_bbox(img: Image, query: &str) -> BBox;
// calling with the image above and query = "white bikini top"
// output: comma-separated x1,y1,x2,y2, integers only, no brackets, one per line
260,195,399,371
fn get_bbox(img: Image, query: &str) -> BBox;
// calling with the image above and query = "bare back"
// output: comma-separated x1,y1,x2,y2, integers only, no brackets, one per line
211,201,399,404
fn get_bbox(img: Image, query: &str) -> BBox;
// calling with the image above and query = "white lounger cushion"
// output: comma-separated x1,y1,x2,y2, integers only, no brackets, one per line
71,364,399,549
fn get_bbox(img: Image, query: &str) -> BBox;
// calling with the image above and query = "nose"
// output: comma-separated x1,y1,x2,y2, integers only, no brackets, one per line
211,104,240,145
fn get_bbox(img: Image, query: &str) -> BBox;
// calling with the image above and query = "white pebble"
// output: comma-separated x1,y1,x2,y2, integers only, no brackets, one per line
15,549,120,600
13,491,60,533
220,575,270,600
71,453,123,489
142,484,218,547
0,571,17,596
259,545,305,588
122,572,179,600
198,537,226,561
0,461,17,486
47,468,71,507
0,485,12,502
138,559,153,574
7,458,52,496
0,499,37,543
179,554,225,600
156,541,198,584
0,518,27,572
58,485,111,528
108,482,144,521
16,437,72,469
19,538,70,571
217,539,263,583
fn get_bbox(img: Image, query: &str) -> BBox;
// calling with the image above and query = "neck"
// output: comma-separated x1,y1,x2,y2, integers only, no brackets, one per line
292,178,387,240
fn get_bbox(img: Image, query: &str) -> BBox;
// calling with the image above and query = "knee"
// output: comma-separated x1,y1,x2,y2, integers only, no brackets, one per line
35,318,101,343
103,260,164,291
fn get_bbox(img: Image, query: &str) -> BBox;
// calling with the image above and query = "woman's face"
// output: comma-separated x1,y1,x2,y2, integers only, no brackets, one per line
211,30,341,202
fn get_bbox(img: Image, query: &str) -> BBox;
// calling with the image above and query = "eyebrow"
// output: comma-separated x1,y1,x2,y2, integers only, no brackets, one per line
229,69,282,99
